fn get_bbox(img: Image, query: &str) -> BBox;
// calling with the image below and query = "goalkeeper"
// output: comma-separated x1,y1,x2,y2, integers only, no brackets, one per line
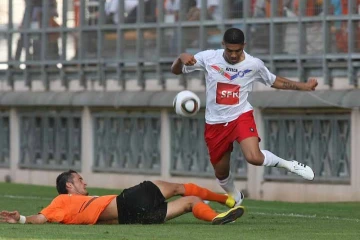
0,170,243,225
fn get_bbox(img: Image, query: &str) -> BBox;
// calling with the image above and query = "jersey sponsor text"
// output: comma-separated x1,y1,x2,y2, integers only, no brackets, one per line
216,82,240,105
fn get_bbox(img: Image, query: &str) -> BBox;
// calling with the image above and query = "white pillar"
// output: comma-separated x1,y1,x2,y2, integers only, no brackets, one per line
160,109,171,180
9,108,20,182
81,107,93,178
351,107,360,198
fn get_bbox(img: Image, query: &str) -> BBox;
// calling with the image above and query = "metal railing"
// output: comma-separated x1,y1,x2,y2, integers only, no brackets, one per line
93,112,161,174
19,110,82,170
264,112,351,183
0,0,359,89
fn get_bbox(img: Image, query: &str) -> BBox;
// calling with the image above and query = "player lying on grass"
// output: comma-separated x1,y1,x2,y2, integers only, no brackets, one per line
0,170,244,225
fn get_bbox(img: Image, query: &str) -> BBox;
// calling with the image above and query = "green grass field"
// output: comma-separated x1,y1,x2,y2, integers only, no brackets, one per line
0,182,359,240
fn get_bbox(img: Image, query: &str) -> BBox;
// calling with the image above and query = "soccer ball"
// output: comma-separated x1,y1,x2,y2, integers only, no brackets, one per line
173,90,201,117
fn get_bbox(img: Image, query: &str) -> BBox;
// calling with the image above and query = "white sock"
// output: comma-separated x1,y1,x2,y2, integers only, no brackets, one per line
216,173,241,202
261,150,292,170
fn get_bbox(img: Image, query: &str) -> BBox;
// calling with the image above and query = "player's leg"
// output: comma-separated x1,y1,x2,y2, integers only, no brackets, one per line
152,180,235,207
164,196,204,221
234,110,264,166
239,136,292,168
239,137,314,180
236,111,314,180
210,151,243,206
238,136,265,166
151,180,184,199
205,122,243,206
165,196,244,225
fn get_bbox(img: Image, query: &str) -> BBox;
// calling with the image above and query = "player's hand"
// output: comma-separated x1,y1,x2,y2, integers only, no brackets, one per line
180,53,197,66
0,210,20,224
305,78,318,91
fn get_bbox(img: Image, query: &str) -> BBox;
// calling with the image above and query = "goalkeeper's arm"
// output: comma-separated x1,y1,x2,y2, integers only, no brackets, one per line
0,210,47,224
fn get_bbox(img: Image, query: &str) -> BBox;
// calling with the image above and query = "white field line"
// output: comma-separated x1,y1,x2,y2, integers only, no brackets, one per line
212,206,360,223
251,211,360,223
0,194,53,201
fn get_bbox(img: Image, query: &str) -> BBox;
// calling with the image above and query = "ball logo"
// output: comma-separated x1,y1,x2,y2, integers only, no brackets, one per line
181,98,198,114
216,82,240,105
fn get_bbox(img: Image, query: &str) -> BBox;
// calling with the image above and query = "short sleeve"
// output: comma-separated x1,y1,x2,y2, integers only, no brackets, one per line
252,58,276,86
40,197,65,223
182,50,214,73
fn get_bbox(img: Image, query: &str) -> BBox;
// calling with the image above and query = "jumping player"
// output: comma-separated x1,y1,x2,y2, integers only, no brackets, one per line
171,28,317,206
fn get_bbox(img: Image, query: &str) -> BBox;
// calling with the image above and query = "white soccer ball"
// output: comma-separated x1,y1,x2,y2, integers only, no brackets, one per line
173,90,201,117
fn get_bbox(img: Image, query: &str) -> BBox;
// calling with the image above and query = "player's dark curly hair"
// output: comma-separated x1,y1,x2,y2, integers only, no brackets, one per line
56,169,77,194
223,28,245,44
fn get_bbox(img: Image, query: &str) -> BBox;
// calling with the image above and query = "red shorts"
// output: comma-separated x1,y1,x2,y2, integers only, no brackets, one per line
204,110,260,165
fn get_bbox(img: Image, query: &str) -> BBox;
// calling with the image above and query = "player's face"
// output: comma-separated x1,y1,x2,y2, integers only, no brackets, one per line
68,173,88,196
222,42,245,64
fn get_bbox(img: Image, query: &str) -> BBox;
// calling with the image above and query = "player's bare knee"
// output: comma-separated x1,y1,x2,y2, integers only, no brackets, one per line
152,181,185,197
174,183,185,196
214,167,230,180
185,196,201,212
168,183,185,196
215,171,230,180
245,153,263,166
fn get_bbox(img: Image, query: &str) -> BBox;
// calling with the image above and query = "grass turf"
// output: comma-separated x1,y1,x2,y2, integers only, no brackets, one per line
0,182,359,240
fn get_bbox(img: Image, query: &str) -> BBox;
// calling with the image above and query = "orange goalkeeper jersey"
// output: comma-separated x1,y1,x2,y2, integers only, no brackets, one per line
40,194,117,224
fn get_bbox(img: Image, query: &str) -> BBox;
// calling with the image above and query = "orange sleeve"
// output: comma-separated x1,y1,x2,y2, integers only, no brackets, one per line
40,196,65,223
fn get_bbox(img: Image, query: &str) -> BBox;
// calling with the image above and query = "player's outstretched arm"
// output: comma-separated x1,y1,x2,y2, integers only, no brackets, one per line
0,210,47,224
171,53,197,75
271,76,318,91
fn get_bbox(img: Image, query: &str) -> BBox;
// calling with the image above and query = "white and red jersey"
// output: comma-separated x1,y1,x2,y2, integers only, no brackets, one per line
182,49,276,124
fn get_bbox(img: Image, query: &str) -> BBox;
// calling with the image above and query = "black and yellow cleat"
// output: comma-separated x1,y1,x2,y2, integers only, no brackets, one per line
211,206,245,225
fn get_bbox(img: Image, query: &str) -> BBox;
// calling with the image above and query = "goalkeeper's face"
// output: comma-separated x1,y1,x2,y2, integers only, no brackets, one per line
68,173,89,196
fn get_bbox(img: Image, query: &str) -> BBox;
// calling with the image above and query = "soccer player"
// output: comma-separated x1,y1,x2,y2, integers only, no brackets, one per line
171,28,318,206
0,170,243,225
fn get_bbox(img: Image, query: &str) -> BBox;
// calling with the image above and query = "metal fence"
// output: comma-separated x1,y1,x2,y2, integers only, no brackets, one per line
93,112,161,174
0,0,359,89
264,112,351,183
19,110,82,170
